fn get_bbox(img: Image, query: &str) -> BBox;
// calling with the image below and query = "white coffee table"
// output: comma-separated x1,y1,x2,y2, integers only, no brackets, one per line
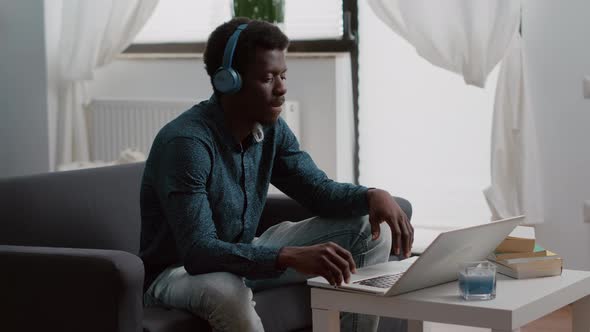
311,269,590,332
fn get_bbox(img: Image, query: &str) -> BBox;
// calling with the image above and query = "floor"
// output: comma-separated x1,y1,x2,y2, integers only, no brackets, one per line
428,305,571,332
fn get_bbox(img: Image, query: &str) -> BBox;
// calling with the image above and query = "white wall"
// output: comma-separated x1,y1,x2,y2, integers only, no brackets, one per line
524,0,590,270
88,54,355,182
0,0,50,178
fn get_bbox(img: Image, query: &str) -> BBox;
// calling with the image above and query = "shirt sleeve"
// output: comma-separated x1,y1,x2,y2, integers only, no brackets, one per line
158,137,284,279
270,118,370,217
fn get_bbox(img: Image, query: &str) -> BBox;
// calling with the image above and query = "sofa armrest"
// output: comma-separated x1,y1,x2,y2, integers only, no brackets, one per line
0,245,144,332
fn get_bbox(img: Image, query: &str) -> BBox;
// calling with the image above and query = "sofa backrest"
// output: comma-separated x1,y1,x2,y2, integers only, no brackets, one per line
0,162,145,254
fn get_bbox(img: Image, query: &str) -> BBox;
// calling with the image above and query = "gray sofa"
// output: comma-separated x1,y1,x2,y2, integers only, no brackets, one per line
0,162,410,332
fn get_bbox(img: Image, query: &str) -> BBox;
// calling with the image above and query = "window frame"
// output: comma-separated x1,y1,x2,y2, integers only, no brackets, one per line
124,0,358,55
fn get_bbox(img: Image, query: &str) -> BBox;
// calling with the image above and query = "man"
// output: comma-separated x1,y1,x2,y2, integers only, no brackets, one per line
140,18,413,332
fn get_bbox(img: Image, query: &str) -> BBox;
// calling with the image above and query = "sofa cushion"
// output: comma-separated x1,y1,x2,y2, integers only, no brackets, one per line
143,307,209,332
143,283,311,332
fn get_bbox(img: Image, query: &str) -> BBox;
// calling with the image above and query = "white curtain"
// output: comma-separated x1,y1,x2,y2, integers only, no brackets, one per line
57,0,158,166
368,0,543,224
484,36,543,225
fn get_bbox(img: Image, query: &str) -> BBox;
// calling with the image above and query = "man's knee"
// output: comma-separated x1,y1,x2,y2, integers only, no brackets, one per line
195,273,263,331
369,222,393,258
393,196,412,221
376,222,393,246
358,216,392,246
197,273,252,310
336,215,372,236
339,216,392,257
354,219,392,267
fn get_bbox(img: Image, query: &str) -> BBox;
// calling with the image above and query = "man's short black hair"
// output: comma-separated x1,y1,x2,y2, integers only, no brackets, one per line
204,18,289,94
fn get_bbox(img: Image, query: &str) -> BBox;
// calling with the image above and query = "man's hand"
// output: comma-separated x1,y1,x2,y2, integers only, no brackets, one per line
277,243,356,286
367,188,414,257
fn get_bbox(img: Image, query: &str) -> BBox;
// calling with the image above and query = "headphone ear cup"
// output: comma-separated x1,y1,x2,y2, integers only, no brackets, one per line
214,23,247,95
213,67,242,95
233,70,242,93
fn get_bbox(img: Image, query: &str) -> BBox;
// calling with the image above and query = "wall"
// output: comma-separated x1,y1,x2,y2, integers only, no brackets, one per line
88,54,355,182
0,0,50,178
524,0,590,270
44,0,62,171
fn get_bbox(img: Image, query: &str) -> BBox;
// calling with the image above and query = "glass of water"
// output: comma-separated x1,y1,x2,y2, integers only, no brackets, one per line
458,261,496,300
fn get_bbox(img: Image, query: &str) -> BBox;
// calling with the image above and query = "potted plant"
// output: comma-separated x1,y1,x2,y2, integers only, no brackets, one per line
233,0,285,25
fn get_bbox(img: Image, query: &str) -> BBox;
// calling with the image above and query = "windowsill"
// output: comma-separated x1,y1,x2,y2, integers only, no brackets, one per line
121,39,357,59
117,52,351,60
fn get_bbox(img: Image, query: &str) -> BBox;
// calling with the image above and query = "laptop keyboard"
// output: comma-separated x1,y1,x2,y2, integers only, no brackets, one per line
354,272,405,288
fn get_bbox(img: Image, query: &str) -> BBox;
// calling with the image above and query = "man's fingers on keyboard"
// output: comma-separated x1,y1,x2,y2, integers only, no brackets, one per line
333,244,356,273
332,254,352,283
324,257,343,286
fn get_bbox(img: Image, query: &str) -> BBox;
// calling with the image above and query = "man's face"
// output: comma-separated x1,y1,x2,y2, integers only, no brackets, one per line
236,47,287,126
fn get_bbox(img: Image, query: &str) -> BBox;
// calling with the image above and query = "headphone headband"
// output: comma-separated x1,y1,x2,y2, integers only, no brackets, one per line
222,24,248,69
213,23,248,95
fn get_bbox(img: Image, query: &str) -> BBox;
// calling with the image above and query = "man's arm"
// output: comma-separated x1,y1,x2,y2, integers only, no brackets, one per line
270,118,369,217
159,137,281,279
271,119,413,257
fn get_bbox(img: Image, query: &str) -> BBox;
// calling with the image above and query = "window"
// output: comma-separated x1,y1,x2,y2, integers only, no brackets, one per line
358,1,497,228
133,0,344,44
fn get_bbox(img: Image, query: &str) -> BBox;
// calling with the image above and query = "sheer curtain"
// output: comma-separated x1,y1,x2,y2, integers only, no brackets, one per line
485,36,542,225
365,0,543,224
368,0,519,87
57,0,158,167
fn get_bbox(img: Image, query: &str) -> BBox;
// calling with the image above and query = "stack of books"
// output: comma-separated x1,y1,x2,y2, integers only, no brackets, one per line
488,236,563,279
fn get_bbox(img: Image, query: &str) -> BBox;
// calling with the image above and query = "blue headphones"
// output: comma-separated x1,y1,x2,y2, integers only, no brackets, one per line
213,24,248,95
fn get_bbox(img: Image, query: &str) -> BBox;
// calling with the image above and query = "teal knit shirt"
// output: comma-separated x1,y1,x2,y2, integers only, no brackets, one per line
139,95,369,287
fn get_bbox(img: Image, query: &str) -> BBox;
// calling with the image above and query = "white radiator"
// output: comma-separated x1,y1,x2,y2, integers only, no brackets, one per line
87,99,301,162
87,99,194,161
281,100,301,142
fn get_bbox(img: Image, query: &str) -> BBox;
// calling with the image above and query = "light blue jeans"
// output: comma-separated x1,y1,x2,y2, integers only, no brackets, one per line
144,215,392,332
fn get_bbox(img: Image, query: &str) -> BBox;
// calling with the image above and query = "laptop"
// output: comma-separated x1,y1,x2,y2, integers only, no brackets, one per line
307,215,524,296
